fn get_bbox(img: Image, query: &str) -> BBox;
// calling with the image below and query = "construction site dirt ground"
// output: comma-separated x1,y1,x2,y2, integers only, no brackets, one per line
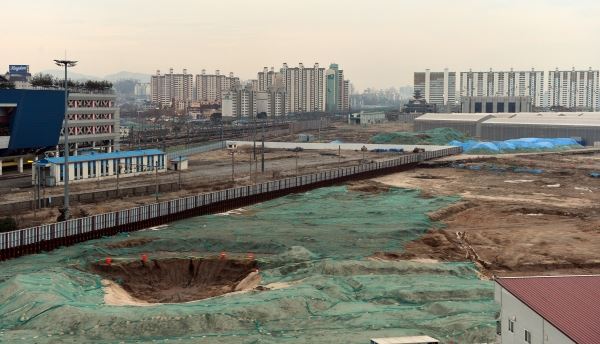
4,121,421,228
372,151,600,277
8,147,403,228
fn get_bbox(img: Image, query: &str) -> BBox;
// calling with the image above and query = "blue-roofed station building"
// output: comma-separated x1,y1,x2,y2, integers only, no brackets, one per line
33,149,166,186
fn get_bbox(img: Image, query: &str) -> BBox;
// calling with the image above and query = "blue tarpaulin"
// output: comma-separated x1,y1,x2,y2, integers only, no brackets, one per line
449,138,582,154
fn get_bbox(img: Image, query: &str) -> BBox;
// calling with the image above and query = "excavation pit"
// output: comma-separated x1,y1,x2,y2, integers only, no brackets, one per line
90,257,260,303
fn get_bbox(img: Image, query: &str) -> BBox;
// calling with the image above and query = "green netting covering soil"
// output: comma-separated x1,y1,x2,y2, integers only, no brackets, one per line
0,186,497,343
370,128,470,145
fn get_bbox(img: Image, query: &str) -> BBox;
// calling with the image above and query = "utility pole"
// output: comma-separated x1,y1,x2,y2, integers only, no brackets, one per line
293,147,302,176
261,121,265,173
178,155,182,189
137,110,141,150
54,58,77,221
116,162,120,198
231,150,235,183
155,160,159,202
227,144,237,184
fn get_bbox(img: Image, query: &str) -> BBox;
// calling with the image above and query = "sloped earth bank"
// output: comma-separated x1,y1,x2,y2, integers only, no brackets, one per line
90,258,259,303
0,186,496,343
375,152,600,277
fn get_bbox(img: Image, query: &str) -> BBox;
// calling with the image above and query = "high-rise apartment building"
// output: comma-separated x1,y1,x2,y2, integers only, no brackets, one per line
258,67,279,92
548,68,599,110
195,70,240,105
150,68,193,109
222,85,256,117
413,69,457,111
280,63,326,114
459,69,545,107
134,82,151,100
267,89,286,117
325,63,351,113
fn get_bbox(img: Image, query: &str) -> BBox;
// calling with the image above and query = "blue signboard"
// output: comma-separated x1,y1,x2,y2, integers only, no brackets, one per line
9,65,29,75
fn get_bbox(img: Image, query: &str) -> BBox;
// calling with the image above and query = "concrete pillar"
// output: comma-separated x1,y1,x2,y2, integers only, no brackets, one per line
0,160,3,176
107,144,112,153
18,157,23,173
73,143,78,156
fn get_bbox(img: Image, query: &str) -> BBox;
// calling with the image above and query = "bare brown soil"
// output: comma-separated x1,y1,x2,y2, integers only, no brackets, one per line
375,152,600,277
105,237,157,249
347,180,392,194
90,257,259,303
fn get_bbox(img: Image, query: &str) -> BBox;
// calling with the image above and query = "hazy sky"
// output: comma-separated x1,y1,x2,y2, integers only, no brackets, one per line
3,0,599,90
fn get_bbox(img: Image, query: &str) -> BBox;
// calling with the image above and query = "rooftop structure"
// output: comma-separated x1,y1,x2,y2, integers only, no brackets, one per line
495,275,600,344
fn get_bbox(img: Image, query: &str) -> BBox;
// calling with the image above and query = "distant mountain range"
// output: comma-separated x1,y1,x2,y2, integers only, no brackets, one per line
39,70,151,83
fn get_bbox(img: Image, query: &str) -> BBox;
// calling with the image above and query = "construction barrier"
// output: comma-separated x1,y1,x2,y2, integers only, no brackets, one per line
0,147,461,260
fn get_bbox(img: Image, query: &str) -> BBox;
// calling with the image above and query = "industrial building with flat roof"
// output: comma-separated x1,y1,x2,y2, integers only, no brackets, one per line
415,112,600,145
461,96,532,113
33,149,166,186
480,117,600,145
495,275,600,344
414,113,494,137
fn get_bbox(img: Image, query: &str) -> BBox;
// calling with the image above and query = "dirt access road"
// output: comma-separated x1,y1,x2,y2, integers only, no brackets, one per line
374,151,600,277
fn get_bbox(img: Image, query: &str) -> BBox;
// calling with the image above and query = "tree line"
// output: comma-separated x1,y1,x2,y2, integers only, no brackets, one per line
30,73,113,91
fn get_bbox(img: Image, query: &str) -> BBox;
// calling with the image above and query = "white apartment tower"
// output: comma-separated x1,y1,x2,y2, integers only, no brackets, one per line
150,68,193,109
258,67,278,92
548,68,599,110
414,69,457,111
195,70,240,105
459,69,545,107
221,85,256,117
281,63,326,114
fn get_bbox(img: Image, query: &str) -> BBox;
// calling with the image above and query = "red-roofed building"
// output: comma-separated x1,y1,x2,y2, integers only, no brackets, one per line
495,275,600,344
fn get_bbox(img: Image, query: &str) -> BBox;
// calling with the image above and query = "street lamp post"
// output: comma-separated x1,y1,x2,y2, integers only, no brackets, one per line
54,59,77,221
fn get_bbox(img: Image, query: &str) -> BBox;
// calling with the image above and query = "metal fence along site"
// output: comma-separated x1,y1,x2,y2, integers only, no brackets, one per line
0,147,461,260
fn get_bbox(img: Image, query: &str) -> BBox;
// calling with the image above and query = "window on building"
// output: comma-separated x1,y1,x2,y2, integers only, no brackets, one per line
525,329,532,344
474,102,482,113
59,164,64,182
486,102,494,113
497,103,505,113
508,102,516,112
508,319,514,333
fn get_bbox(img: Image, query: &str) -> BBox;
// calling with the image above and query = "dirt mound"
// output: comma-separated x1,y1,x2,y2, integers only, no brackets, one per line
347,180,391,194
428,201,474,221
105,238,157,249
90,258,259,303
